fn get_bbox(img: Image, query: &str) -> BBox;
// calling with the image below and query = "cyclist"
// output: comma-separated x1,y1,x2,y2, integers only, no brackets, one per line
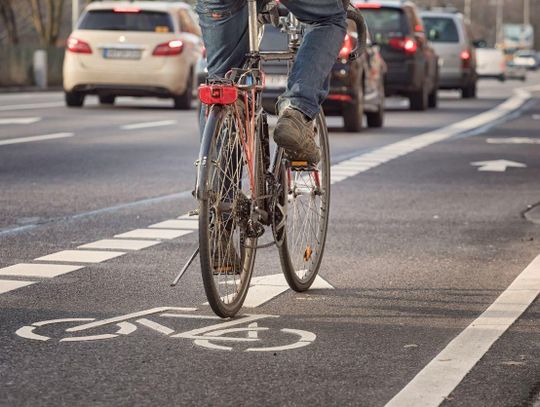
196,0,347,165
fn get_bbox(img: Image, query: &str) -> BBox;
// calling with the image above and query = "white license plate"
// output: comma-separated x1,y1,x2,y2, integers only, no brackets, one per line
265,75,287,89
103,48,142,60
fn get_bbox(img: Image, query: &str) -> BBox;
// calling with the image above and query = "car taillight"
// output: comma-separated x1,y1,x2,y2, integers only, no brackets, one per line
199,85,238,105
389,37,417,54
355,3,382,9
66,37,92,54
153,40,184,56
461,50,471,69
339,34,355,60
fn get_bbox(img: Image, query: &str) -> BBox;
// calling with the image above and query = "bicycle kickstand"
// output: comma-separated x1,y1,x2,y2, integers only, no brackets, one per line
171,246,199,287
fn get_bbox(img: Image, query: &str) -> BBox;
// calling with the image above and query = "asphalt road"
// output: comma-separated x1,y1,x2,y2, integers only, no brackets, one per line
1,75,539,406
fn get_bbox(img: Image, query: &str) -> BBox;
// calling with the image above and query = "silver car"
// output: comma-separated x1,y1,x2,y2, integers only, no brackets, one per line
421,10,477,99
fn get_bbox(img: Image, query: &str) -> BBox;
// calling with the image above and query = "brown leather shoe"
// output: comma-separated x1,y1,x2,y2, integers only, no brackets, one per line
274,108,321,165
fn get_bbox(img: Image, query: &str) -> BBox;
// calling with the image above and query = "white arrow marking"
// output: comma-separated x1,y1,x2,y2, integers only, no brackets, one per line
0,117,41,125
471,159,527,172
487,137,540,145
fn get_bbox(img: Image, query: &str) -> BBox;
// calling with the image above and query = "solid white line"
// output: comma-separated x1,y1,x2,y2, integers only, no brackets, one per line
114,229,193,240
0,102,64,111
386,255,540,407
0,133,73,146
0,117,41,125
78,239,160,251
0,263,84,278
121,120,177,130
137,318,175,335
0,279,35,294
35,250,125,263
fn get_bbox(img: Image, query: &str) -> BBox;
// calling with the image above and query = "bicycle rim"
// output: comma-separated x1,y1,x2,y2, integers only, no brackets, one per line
198,105,258,318
278,112,331,292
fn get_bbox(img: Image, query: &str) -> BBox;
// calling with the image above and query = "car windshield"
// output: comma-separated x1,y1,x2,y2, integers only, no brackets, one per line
423,17,459,43
360,7,408,43
79,10,174,32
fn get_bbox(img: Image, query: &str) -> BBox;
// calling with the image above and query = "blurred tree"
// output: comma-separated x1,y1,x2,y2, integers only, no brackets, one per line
28,0,65,45
0,0,19,44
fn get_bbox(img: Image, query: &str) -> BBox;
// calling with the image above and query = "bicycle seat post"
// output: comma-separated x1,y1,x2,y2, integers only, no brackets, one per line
247,0,259,53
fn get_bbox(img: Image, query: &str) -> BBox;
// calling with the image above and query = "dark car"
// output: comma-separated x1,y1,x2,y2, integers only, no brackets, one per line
353,0,439,111
261,24,387,132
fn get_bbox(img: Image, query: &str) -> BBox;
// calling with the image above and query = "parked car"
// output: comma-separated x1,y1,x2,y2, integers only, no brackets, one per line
513,50,539,71
475,46,506,81
421,10,477,98
63,1,204,109
260,23,387,132
353,0,439,111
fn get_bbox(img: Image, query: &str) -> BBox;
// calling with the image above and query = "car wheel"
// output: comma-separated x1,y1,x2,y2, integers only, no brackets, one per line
366,82,384,128
498,74,506,82
428,86,438,108
409,83,428,111
343,96,364,133
99,95,116,105
174,70,194,110
65,91,85,108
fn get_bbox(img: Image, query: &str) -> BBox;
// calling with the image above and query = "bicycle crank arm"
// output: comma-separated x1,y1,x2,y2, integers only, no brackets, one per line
171,247,199,287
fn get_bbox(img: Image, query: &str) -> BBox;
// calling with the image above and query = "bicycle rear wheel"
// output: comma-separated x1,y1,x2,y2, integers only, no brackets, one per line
277,112,331,291
198,104,260,318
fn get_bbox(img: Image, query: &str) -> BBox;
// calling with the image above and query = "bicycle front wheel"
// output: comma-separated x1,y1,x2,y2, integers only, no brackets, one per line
278,112,331,292
198,104,260,318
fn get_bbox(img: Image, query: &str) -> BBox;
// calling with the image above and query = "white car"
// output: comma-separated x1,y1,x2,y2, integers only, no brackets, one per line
63,1,204,109
475,47,506,81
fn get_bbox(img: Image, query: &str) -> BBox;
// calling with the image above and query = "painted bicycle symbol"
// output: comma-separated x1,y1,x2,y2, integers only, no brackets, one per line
15,307,316,352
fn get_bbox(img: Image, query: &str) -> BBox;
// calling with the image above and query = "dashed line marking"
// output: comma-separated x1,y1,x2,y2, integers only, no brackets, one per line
78,239,160,251
114,229,193,240
0,117,41,125
0,263,84,278
0,133,74,146
0,279,35,294
149,219,199,230
35,250,126,264
121,120,177,130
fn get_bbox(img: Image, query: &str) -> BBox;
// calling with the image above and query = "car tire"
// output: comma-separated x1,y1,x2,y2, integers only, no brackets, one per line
428,86,438,108
462,82,477,99
343,97,364,133
498,74,506,82
99,95,116,105
174,70,194,110
65,91,85,108
366,81,384,128
409,84,428,111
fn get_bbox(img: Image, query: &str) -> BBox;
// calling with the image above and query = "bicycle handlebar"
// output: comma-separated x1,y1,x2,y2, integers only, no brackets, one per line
346,4,368,61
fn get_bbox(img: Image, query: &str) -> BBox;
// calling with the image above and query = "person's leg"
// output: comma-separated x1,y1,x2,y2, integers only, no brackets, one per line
277,0,347,119
196,0,250,133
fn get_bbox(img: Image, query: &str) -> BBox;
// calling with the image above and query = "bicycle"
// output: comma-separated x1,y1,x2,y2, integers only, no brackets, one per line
174,0,367,318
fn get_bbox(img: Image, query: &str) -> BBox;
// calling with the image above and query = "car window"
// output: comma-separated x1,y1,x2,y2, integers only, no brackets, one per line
79,10,174,32
360,7,409,42
423,17,459,43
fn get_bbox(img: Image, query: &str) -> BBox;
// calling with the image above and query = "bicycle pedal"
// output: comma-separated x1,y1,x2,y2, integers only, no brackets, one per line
288,160,317,172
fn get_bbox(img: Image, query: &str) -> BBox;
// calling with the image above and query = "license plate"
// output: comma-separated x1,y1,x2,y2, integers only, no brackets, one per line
103,48,142,60
265,75,287,89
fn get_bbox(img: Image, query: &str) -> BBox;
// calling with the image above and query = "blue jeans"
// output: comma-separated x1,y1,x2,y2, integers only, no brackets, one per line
196,0,347,120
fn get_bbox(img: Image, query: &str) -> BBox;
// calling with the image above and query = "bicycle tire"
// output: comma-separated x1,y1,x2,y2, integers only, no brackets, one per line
198,104,261,318
278,112,331,292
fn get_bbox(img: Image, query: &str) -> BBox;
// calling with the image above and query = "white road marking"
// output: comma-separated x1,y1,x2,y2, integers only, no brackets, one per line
0,132,73,146
532,114,540,120
243,273,334,308
0,279,35,294
149,219,199,230
137,318,175,335
0,102,64,111
0,263,84,278
0,117,41,125
487,137,540,144
471,159,527,172
386,254,540,407
121,120,177,130
78,239,160,251
114,229,193,240
35,250,126,263
178,214,198,220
